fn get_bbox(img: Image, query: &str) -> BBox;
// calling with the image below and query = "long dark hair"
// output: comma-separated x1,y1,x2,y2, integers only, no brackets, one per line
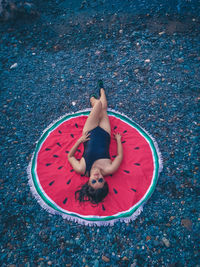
75,181,109,204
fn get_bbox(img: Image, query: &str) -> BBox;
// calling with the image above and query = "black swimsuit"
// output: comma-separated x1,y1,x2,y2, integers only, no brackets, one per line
83,126,111,176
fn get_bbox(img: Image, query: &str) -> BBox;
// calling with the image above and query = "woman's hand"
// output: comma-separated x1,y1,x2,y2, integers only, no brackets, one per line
78,132,90,143
114,133,122,142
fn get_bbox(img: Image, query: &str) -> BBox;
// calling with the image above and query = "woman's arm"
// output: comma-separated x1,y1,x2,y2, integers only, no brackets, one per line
106,133,123,174
68,132,90,173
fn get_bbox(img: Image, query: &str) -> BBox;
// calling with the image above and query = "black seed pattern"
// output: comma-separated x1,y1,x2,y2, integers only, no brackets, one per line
56,142,61,147
67,179,71,185
63,198,68,204
114,126,117,130
124,170,130,173
112,155,116,158
58,130,62,134
46,163,51,166
123,130,127,133
81,174,85,177
75,123,78,128
134,163,140,166
49,181,55,186
134,147,140,150
70,169,74,172
113,188,118,194
71,134,74,138
45,148,51,151
131,188,137,192
77,149,81,153
53,155,59,158
102,204,105,211
110,174,113,177
65,151,69,154
122,141,126,144
58,166,63,170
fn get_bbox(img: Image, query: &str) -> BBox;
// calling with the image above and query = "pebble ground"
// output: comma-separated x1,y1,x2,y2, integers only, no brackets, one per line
0,0,199,266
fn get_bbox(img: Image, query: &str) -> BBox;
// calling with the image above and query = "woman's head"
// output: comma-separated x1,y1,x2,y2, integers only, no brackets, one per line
88,167,105,190
75,180,109,204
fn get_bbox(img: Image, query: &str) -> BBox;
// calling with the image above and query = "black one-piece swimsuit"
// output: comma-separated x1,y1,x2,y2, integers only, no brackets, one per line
82,126,111,176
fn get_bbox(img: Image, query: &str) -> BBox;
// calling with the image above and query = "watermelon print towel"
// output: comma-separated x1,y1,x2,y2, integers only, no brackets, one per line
28,109,163,226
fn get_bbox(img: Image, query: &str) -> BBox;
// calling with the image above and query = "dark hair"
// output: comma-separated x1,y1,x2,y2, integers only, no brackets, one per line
75,182,109,204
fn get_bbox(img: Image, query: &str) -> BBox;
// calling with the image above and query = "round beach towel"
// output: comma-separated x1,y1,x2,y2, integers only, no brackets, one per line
28,109,163,226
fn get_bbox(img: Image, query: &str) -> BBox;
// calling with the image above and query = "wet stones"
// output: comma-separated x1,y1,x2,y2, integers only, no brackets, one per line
0,2,200,266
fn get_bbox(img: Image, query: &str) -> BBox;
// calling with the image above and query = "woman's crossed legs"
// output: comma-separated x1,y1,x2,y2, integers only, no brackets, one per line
82,89,111,135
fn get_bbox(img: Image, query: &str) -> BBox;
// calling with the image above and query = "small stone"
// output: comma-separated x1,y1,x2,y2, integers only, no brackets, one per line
144,59,150,63
119,29,123,34
10,63,18,69
122,256,129,261
95,50,101,55
72,102,76,106
159,31,165,35
162,237,170,247
94,259,99,267
131,259,137,267
181,219,192,230
177,58,184,63
47,261,52,265
146,236,151,241
153,240,160,247
102,255,110,262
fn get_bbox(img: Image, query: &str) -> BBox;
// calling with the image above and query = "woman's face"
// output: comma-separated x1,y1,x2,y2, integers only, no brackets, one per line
89,168,105,189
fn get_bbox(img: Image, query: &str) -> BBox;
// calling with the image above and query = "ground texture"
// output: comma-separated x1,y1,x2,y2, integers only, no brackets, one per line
0,0,200,266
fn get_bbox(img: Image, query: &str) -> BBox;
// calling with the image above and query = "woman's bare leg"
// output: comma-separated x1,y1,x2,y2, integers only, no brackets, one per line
82,97,102,134
88,89,111,135
99,89,111,135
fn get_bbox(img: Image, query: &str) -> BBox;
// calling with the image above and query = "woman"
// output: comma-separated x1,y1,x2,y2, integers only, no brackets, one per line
68,83,123,204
